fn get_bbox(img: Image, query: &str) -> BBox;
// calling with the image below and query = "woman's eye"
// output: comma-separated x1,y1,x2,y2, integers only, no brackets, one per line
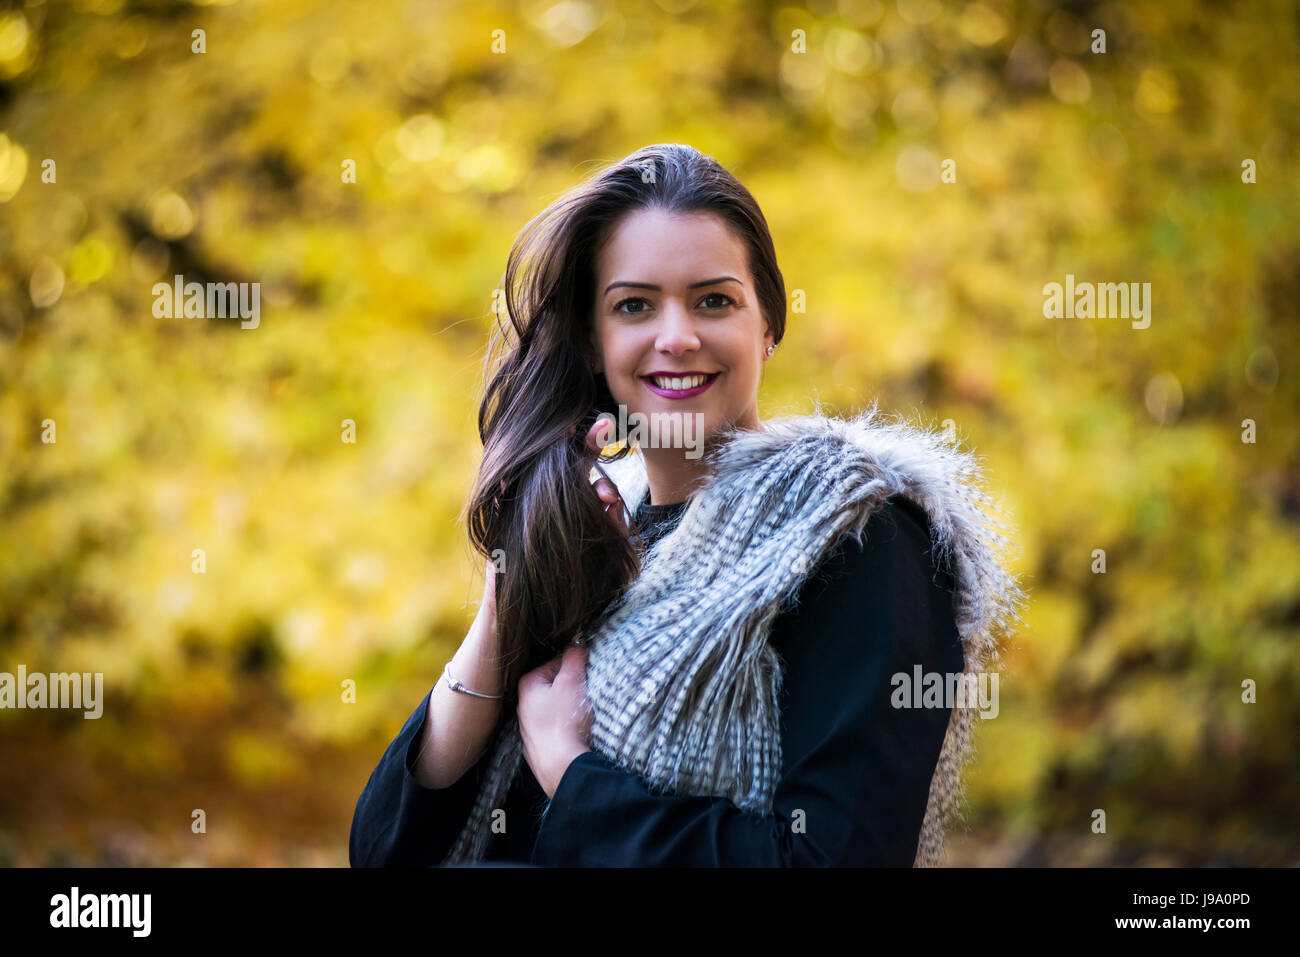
614,297,649,316
613,293,734,315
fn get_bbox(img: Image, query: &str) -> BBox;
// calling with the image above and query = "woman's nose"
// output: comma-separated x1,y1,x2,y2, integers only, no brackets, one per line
654,301,701,354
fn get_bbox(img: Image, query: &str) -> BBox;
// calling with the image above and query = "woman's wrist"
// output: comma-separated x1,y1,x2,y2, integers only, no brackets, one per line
453,616,504,698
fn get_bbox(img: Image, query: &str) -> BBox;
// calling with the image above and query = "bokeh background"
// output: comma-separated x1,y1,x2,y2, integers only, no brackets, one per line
1,0,1297,866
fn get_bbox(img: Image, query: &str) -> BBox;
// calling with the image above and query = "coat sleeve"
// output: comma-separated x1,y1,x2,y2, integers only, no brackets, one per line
529,498,966,866
348,689,485,867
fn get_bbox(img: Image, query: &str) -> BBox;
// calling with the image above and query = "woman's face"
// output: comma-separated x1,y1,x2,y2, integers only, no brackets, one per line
589,208,773,445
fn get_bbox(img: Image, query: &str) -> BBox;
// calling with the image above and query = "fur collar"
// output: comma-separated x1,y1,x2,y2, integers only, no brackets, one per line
600,402,1025,671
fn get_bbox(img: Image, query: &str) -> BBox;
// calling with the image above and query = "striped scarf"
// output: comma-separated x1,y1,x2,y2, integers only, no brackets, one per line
444,404,1025,866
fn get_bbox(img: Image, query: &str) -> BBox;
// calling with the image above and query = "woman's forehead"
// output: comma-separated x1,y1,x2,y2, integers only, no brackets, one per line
595,210,748,282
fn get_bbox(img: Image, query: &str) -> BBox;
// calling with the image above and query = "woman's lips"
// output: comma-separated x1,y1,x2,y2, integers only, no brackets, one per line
641,372,719,399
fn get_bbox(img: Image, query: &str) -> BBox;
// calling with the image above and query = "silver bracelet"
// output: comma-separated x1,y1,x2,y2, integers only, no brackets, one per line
443,659,504,700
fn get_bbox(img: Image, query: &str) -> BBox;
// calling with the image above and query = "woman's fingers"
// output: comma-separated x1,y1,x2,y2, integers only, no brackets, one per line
587,413,616,455
556,642,587,683
557,416,627,537
520,653,563,689
584,416,628,536
591,476,627,536
608,495,628,537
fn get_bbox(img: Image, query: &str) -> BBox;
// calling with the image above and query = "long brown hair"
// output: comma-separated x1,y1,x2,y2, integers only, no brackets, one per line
464,143,788,702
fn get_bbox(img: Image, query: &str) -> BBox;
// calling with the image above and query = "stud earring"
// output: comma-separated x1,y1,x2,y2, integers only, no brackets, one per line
765,344,776,358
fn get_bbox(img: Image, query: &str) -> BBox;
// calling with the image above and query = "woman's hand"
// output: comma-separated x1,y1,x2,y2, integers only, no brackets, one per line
475,555,498,633
461,554,501,663
517,643,594,799
584,415,628,537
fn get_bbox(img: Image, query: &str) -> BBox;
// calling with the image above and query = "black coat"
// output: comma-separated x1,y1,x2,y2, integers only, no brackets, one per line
349,495,964,866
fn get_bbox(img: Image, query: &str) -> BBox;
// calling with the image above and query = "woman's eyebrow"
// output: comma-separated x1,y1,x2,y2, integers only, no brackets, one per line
603,276,743,295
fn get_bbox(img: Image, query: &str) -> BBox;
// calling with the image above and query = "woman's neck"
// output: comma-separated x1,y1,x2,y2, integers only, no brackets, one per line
639,416,767,506
640,446,707,506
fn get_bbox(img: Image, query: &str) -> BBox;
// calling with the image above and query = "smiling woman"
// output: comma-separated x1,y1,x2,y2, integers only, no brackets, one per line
590,207,776,505
349,143,1025,868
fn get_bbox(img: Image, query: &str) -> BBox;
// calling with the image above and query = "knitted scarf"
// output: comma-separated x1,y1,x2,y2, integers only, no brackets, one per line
444,403,1026,866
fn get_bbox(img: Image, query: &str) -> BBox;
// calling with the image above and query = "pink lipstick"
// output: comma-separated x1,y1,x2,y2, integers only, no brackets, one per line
641,372,719,399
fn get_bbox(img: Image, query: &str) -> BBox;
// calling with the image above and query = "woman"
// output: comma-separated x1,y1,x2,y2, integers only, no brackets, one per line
349,143,1024,867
